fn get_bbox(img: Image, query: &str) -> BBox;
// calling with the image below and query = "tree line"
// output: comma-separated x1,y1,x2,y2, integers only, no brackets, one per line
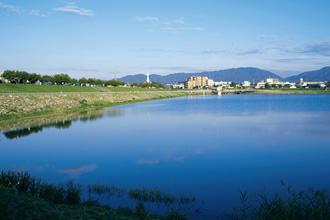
0,70,126,87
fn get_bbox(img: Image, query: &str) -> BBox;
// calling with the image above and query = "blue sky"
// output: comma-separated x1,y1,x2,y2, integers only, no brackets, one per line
1,0,330,79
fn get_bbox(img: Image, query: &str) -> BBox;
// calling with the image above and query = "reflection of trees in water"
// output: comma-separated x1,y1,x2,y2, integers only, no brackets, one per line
2,109,122,140
79,109,122,122
4,120,72,139
4,126,44,139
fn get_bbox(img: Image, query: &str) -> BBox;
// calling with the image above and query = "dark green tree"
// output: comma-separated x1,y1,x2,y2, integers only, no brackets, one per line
230,82,236,87
28,73,41,84
2,70,18,83
105,80,125,87
41,75,54,84
87,78,96,85
54,73,71,85
265,83,270,89
70,78,78,85
79,77,88,86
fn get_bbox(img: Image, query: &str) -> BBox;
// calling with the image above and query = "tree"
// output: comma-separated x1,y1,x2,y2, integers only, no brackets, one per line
278,84,282,88
28,73,41,84
2,70,18,83
271,84,277,88
230,82,236,87
71,78,78,86
105,80,125,87
41,75,54,84
265,83,270,89
95,79,105,86
87,78,96,85
79,77,88,86
53,73,71,85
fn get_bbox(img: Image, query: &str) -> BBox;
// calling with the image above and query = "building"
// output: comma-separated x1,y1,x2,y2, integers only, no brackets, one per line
266,78,279,84
185,76,208,89
207,79,214,87
298,78,326,88
242,81,251,87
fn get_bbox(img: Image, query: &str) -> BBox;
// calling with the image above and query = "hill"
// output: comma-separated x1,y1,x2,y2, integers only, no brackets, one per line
286,67,330,82
119,67,284,84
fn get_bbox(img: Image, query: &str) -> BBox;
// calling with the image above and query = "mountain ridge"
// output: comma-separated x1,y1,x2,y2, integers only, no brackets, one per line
118,67,330,84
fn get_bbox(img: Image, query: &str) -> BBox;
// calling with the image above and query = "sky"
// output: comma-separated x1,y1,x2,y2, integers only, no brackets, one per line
1,0,330,79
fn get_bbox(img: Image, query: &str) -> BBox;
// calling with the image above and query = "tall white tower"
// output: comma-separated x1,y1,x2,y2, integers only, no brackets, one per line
146,71,150,83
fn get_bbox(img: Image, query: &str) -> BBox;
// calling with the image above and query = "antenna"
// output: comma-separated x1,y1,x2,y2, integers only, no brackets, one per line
114,72,117,81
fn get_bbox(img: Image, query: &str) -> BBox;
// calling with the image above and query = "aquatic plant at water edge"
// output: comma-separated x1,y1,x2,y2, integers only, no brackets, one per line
0,170,82,205
231,181,330,220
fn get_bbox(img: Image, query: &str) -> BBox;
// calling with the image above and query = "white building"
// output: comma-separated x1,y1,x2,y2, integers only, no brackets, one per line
207,79,214,87
242,81,251,87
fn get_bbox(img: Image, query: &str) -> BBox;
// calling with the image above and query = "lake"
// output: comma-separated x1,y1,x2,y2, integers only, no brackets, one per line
1,94,330,219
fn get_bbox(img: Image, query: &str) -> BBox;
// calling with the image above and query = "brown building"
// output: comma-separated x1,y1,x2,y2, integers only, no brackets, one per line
185,76,208,89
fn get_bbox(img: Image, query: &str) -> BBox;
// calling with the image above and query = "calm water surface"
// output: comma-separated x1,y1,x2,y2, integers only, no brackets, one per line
1,94,330,218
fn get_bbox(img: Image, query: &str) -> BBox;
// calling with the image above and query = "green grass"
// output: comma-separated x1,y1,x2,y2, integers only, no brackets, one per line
0,84,100,93
101,86,169,92
0,170,190,219
231,181,330,220
0,84,176,93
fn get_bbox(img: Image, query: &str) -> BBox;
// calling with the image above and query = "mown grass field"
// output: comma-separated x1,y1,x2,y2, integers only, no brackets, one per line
0,84,100,93
101,86,168,92
0,84,174,93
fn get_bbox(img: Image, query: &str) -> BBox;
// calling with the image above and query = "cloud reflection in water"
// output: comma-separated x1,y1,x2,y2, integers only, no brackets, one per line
58,164,96,178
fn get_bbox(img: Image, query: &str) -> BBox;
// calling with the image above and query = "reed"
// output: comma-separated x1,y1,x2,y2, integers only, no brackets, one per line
231,180,330,220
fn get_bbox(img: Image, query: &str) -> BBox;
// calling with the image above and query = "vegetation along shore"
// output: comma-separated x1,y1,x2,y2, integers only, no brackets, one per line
1,83,329,123
1,170,329,219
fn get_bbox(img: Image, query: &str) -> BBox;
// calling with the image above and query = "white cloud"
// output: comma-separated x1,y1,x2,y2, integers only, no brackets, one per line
29,10,49,17
0,2,21,13
161,27,203,32
173,19,184,24
53,2,94,17
134,16,159,22
161,19,185,25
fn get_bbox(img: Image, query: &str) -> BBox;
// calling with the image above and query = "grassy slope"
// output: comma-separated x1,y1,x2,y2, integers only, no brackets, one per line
0,93,190,123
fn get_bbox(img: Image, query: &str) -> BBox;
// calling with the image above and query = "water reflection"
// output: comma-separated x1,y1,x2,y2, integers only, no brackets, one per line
58,164,97,178
1,109,122,140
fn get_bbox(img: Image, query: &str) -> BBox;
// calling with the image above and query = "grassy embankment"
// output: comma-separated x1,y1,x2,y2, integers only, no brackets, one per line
0,84,199,122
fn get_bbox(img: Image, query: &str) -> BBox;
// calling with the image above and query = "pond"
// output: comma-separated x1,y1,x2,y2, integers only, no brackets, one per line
1,94,330,219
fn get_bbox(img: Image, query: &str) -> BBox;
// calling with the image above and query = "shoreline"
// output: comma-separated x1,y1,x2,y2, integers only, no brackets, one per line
1,89,329,129
0,90,211,130
222,88,330,95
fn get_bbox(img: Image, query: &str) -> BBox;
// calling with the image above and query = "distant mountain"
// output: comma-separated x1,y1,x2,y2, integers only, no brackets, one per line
119,67,284,84
286,67,330,82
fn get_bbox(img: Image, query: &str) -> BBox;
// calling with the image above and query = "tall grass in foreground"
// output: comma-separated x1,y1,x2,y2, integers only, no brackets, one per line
0,170,192,219
231,180,330,220
0,170,81,205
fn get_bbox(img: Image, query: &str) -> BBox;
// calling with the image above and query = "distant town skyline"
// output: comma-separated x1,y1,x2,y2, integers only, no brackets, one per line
1,0,330,79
